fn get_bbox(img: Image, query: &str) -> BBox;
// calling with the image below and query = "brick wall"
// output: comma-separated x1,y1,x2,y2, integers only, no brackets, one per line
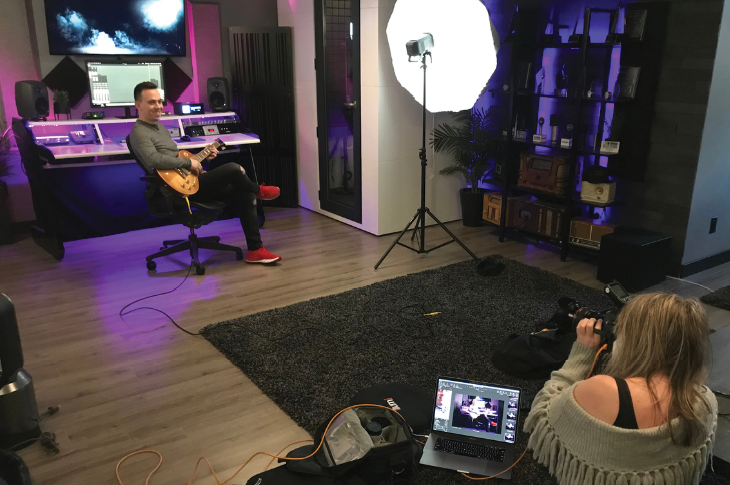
611,0,724,274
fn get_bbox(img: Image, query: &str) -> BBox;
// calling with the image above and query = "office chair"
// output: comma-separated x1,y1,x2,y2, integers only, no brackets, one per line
126,135,243,275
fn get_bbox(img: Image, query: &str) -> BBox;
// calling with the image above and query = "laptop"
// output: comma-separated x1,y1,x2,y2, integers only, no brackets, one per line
419,377,522,479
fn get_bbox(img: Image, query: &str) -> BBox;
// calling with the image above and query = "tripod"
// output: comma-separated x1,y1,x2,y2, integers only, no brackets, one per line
374,52,478,269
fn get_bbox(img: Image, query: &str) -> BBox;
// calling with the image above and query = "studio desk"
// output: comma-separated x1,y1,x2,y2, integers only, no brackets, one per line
15,113,262,260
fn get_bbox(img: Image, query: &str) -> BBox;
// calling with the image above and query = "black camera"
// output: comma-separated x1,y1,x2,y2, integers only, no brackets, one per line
553,281,631,347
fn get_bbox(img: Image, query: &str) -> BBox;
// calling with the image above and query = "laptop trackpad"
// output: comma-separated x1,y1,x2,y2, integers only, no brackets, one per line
448,454,486,475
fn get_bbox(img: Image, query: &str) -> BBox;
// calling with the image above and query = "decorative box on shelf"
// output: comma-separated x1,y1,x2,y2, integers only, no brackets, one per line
569,218,616,250
600,140,620,154
581,181,616,204
483,193,517,226
518,152,570,195
509,196,565,239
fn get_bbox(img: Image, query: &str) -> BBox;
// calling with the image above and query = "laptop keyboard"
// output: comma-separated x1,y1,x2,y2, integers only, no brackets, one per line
434,437,506,463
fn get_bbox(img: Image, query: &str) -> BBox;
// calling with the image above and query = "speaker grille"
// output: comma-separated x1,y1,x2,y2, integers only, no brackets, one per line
210,91,226,109
35,97,49,115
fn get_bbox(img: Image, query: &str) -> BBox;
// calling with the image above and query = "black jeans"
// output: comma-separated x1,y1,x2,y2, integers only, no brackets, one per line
190,162,262,250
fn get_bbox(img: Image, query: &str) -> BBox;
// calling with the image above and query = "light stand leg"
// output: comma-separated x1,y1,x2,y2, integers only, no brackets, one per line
374,210,422,269
374,51,478,269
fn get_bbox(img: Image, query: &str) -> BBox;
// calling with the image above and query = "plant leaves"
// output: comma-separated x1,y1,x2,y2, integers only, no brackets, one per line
431,106,506,188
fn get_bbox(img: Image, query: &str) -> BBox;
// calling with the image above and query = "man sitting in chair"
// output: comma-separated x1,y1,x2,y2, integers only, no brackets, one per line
128,81,281,264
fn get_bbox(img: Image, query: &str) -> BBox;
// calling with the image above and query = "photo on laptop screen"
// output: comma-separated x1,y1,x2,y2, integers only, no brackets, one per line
433,378,520,444
451,394,505,435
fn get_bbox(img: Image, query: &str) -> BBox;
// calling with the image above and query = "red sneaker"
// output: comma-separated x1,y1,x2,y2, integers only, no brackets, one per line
256,184,280,200
246,246,282,264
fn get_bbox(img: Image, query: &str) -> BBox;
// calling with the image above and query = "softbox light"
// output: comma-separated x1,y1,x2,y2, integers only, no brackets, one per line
386,0,498,113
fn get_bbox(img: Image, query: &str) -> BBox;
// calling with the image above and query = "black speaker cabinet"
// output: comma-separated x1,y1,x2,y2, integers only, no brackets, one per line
597,228,672,292
0,294,23,387
207,77,230,112
14,81,49,119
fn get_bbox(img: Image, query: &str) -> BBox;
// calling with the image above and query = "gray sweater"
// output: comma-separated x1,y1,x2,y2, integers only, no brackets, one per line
524,342,717,485
128,120,191,173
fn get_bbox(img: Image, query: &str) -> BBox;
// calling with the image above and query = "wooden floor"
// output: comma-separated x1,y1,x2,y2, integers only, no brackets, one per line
2,207,729,485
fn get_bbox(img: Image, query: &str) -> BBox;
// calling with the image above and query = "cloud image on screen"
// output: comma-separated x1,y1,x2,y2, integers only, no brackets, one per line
451,394,504,435
46,0,186,56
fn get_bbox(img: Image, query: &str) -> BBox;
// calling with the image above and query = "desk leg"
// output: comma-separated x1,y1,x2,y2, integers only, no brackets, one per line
31,225,65,260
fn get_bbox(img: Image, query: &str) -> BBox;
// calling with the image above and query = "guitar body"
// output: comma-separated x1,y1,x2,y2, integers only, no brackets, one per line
153,139,225,197
155,150,200,196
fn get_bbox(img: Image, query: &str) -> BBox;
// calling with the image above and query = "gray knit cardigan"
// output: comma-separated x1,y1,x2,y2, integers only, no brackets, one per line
523,342,718,485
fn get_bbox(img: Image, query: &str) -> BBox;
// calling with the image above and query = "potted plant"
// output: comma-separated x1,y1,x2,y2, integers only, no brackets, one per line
53,89,70,117
0,126,14,245
432,106,506,226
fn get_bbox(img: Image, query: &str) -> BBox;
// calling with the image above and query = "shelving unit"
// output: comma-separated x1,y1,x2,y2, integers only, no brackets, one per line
484,4,665,261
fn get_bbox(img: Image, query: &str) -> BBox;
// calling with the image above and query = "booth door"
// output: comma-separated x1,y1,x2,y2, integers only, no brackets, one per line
315,0,363,224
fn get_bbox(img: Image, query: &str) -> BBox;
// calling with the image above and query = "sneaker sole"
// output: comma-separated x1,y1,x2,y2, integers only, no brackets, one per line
256,194,280,201
245,257,282,264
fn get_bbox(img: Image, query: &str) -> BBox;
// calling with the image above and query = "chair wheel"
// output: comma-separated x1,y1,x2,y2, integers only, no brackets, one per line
196,265,206,275
147,261,157,271
236,252,244,261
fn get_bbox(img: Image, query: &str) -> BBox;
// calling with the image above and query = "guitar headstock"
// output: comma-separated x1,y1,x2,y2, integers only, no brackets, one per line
214,138,227,151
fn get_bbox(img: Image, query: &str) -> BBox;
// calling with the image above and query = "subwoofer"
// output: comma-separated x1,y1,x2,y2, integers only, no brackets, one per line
15,81,50,119
0,294,41,450
207,77,230,112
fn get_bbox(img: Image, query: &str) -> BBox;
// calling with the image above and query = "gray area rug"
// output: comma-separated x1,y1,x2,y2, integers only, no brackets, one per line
702,286,730,312
202,256,729,485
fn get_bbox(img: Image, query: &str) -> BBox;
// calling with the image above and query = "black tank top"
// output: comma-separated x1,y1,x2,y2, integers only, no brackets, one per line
612,377,639,429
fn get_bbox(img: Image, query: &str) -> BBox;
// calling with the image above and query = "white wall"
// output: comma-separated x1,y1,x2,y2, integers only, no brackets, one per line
682,3,730,264
279,0,464,236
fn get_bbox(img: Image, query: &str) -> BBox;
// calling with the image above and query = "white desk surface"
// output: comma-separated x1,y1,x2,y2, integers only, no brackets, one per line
27,112,239,127
46,133,260,160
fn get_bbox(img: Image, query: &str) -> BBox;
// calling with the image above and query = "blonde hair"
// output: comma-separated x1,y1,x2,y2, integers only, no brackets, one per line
602,293,711,446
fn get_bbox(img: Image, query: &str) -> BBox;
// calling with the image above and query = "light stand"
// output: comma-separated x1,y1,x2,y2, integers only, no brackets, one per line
375,51,478,269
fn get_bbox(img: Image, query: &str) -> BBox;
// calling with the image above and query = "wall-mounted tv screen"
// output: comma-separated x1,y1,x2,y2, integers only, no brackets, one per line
44,0,186,56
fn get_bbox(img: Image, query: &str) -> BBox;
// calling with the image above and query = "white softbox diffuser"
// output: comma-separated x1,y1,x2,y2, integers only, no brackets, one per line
386,0,498,113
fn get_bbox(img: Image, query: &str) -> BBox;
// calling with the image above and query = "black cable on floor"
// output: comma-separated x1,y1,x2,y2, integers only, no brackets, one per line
119,262,323,342
119,262,198,335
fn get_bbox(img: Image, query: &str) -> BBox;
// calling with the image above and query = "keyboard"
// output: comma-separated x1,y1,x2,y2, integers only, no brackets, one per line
433,437,506,463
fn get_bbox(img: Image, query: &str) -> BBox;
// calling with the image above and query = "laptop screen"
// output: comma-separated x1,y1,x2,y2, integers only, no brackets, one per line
432,378,520,445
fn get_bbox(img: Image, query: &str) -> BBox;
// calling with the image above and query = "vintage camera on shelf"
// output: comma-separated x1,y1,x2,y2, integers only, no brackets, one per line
552,281,632,348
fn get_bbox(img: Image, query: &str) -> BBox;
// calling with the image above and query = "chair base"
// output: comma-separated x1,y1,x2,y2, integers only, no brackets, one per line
146,231,243,275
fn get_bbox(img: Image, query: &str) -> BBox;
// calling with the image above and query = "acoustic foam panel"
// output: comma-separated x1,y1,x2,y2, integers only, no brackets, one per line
163,58,193,103
41,56,88,107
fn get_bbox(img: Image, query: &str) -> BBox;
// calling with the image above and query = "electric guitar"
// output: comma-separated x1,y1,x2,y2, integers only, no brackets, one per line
155,138,227,196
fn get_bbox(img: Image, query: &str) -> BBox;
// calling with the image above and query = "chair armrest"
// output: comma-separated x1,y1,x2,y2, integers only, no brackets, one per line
140,175,157,181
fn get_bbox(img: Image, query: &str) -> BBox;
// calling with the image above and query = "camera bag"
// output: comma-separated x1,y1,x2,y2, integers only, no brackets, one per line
280,406,422,485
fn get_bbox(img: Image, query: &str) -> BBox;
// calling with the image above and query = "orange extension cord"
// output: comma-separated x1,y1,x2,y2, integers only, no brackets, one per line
117,346,608,484
116,404,403,485
586,344,608,379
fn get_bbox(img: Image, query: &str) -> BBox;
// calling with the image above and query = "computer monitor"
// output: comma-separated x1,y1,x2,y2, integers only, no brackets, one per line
87,61,166,117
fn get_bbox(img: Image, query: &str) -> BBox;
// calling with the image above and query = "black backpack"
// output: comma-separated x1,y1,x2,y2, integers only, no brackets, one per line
491,327,577,380
283,406,422,485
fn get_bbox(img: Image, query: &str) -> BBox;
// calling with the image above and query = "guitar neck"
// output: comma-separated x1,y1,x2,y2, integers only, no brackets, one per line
192,141,221,163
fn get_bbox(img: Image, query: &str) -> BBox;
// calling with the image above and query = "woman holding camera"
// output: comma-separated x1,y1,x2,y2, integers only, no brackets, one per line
524,293,717,485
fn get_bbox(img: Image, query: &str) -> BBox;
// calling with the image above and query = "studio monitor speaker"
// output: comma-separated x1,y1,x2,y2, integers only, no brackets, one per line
207,77,230,112
14,81,50,119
